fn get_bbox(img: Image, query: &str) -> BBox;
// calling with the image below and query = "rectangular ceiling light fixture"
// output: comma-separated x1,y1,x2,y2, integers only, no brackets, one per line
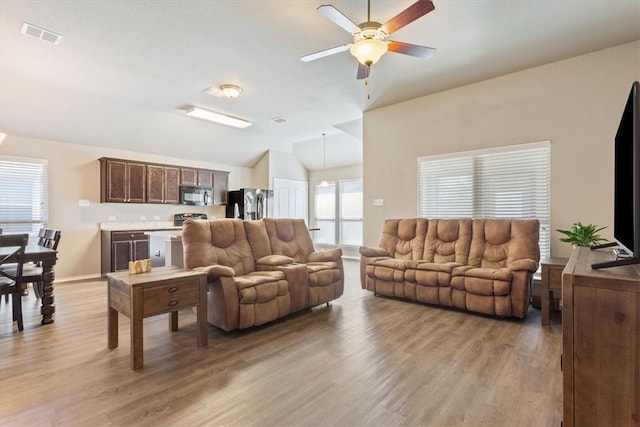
21,22,62,44
185,106,252,129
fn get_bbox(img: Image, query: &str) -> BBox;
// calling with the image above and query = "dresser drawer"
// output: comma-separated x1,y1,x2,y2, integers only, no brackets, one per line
143,279,198,299
143,287,200,316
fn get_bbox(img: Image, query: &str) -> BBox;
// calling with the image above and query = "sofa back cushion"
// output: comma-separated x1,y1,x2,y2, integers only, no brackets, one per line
378,219,428,260
263,218,315,263
423,218,472,264
182,218,256,275
468,219,540,268
244,220,273,261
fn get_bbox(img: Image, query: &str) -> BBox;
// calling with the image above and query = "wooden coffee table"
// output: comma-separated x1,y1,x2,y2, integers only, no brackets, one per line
107,266,207,370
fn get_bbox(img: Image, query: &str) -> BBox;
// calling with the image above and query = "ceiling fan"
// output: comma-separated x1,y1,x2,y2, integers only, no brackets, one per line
301,0,437,80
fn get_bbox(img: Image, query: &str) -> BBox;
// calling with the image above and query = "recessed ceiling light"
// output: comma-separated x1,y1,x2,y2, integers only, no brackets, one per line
185,106,252,129
21,22,62,44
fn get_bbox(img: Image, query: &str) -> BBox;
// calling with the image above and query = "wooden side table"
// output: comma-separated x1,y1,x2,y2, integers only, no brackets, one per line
107,266,207,370
540,257,568,326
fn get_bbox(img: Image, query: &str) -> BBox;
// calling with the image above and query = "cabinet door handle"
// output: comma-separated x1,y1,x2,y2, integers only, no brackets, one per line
168,287,178,293
168,300,178,306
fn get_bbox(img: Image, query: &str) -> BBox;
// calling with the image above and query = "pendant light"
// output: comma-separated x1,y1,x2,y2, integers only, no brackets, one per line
320,133,329,187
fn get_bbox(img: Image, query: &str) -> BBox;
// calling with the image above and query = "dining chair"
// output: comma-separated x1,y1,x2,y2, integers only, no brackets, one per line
1,229,61,299
24,229,61,298
0,234,29,331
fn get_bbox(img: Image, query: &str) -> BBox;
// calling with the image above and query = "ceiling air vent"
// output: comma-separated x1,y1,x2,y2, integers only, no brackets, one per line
21,23,62,45
271,117,287,124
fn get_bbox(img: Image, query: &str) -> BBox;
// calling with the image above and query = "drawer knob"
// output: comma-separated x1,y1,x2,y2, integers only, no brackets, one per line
168,287,178,293
168,300,178,306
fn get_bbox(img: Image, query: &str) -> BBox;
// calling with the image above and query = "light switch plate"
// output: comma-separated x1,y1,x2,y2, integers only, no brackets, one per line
139,216,147,220
373,198,384,206
107,216,116,221
78,199,90,207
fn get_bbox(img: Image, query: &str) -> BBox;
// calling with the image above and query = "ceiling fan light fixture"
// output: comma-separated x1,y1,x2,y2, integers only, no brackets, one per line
350,38,388,66
220,84,243,99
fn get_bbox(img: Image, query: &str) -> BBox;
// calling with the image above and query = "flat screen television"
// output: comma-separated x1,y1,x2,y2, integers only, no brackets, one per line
592,81,640,269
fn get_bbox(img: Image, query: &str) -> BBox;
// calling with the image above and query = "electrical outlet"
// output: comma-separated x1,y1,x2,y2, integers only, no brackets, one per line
108,216,116,221
373,198,384,206
78,199,90,207
153,216,160,220
139,216,146,220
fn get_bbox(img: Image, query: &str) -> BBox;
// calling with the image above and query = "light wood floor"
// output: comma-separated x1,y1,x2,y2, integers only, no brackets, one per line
0,260,563,426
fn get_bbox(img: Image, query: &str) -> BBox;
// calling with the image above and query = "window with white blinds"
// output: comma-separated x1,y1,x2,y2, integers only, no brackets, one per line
339,179,363,246
417,141,550,258
313,178,363,247
314,182,336,245
0,156,49,234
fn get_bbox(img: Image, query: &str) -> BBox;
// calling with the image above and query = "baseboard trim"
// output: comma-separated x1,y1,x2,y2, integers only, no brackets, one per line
56,274,103,284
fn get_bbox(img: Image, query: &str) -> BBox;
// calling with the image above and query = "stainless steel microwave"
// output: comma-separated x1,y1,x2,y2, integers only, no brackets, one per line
179,185,213,206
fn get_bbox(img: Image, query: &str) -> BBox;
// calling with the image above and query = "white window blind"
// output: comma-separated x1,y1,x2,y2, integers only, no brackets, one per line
418,141,550,259
0,155,49,234
314,182,336,244
339,179,363,246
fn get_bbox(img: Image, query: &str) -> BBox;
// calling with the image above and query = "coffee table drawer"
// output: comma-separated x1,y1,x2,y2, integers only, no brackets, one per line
143,288,200,316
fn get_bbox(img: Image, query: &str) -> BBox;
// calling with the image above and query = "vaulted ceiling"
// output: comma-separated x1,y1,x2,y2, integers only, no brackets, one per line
1,1,639,170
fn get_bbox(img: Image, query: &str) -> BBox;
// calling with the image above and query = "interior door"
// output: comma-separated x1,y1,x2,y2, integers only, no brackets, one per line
273,178,308,223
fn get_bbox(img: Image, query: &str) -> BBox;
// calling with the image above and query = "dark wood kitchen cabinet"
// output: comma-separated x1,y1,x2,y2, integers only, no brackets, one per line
100,158,146,203
212,170,229,205
100,157,229,205
197,170,213,187
180,168,197,185
147,165,180,204
103,231,150,273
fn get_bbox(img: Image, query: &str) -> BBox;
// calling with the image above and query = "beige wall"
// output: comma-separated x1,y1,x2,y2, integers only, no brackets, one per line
363,41,640,258
268,149,308,187
0,135,254,280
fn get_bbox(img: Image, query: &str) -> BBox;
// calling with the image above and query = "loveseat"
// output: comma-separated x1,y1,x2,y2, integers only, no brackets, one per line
182,218,343,331
359,218,539,318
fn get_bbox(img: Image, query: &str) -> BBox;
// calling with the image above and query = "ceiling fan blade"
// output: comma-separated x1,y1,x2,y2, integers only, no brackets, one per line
387,40,436,59
381,0,435,35
357,63,370,80
317,5,360,34
301,44,350,62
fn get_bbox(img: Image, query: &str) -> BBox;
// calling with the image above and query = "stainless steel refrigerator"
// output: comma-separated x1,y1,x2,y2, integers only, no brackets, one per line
225,188,273,220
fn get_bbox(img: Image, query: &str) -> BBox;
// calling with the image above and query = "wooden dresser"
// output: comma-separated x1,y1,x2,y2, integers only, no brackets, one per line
562,247,640,427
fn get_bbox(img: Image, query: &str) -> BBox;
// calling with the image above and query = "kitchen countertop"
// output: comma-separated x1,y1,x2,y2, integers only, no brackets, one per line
99,221,181,231
144,230,182,239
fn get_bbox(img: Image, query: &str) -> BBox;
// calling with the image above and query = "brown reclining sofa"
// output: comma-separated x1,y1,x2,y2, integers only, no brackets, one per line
360,218,539,318
182,218,344,331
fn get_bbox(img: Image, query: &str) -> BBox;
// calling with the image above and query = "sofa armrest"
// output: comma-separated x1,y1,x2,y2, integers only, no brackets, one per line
507,259,539,272
308,248,343,262
359,246,390,257
193,265,235,281
256,255,295,267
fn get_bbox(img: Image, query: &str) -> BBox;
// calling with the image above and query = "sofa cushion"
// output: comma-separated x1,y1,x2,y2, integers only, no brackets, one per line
182,218,256,276
423,219,472,264
236,276,288,304
451,267,512,296
263,218,315,263
377,218,428,260
405,262,461,287
468,219,539,270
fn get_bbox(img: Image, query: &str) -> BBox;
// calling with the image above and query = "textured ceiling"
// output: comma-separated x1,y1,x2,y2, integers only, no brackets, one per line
0,1,639,170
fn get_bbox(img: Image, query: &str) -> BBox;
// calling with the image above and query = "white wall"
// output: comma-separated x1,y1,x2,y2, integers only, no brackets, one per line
363,41,640,258
268,149,308,188
0,135,254,280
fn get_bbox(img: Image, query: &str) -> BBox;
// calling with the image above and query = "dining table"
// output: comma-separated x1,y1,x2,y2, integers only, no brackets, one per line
0,241,58,324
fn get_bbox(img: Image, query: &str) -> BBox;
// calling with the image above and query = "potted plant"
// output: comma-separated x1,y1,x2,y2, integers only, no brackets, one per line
556,222,607,247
